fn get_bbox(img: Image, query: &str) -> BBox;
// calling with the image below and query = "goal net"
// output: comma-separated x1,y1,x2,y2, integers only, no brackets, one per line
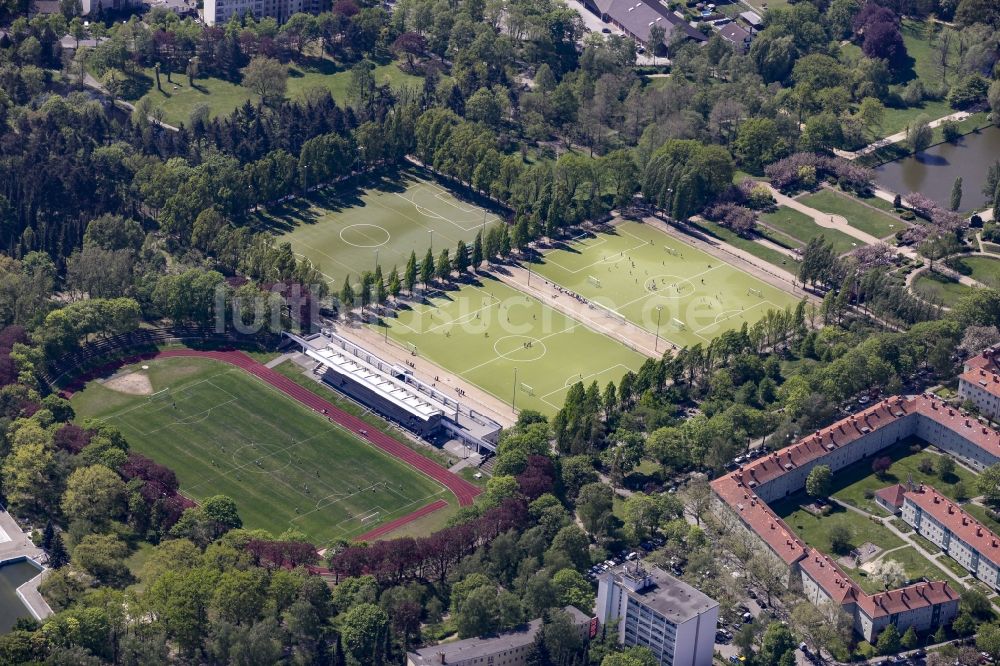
406,342,418,355
747,288,764,298
663,245,679,256
587,275,602,288
149,388,171,402
519,382,535,396
359,511,381,525
671,318,686,330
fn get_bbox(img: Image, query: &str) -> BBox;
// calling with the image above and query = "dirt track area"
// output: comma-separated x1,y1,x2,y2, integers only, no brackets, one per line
102,371,153,395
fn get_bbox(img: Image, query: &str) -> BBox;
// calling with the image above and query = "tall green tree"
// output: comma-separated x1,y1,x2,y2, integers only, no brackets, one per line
404,251,418,293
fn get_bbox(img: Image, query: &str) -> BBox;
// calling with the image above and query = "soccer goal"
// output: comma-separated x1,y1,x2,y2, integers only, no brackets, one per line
149,388,171,402
519,382,535,396
359,511,381,525
671,318,686,330
747,288,764,298
406,342,418,355
663,245,679,256
587,275,602,288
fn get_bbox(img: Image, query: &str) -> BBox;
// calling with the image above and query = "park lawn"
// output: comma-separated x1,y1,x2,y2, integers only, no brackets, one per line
832,441,976,515
859,195,898,213
912,270,974,307
878,99,954,139
690,219,801,274
854,546,965,594
900,19,956,87
759,206,862,255
72,356,451,543
798,189,904,239
949,255,1000,289
379,276,647,416
134,59,422,127
774,495,905,554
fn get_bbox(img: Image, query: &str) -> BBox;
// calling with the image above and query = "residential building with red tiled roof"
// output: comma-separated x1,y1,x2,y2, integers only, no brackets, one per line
959,346,1000,420
874,484,907,515
901,485,1000,592
709,395,988,642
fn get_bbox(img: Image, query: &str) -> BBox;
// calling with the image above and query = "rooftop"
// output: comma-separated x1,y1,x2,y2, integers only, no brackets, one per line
722,396,915,490
711,395,971,619
903,484,1000,569
597,0,707,44
856,580,958,620
603,562,718,624
717,22,750,45
739,10,763,26
874,484,907,509
407,606,588,666
961,365,1000,399
304,347,442,421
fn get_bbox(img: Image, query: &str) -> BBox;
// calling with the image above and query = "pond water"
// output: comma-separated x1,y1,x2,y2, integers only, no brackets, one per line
874,124,1000,212
0,560,41,633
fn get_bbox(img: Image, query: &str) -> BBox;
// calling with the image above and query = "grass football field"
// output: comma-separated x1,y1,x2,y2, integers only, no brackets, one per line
262,168,502,284
527,221,801,348
377,277,648,415
72,357,449,543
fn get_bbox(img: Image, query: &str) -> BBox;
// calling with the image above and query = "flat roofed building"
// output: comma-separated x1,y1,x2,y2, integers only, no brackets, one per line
596,562,718,666
739,10,763,28
406,606,591,666
304,345,443,437
203,0,303,26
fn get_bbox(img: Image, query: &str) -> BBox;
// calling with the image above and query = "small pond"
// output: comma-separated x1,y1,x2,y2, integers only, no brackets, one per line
0,559,41,633
875,124,1000,212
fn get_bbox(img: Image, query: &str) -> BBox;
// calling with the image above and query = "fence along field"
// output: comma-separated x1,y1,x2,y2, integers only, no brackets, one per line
71,357,449,542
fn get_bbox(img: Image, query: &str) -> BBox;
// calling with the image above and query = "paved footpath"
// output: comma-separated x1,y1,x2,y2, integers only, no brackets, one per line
833,111,970,159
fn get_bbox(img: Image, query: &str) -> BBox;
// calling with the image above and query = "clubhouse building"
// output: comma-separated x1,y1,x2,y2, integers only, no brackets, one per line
709,393,1000,641
284,331,502,452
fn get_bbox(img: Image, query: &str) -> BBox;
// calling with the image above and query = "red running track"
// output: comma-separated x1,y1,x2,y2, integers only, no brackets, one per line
68,349,482,539
353,499,449,542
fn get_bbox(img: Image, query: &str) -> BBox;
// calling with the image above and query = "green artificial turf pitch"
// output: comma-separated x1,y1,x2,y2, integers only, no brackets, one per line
377,277,648,416
72,357,448,543
264,168,502,284
526,221,802,348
